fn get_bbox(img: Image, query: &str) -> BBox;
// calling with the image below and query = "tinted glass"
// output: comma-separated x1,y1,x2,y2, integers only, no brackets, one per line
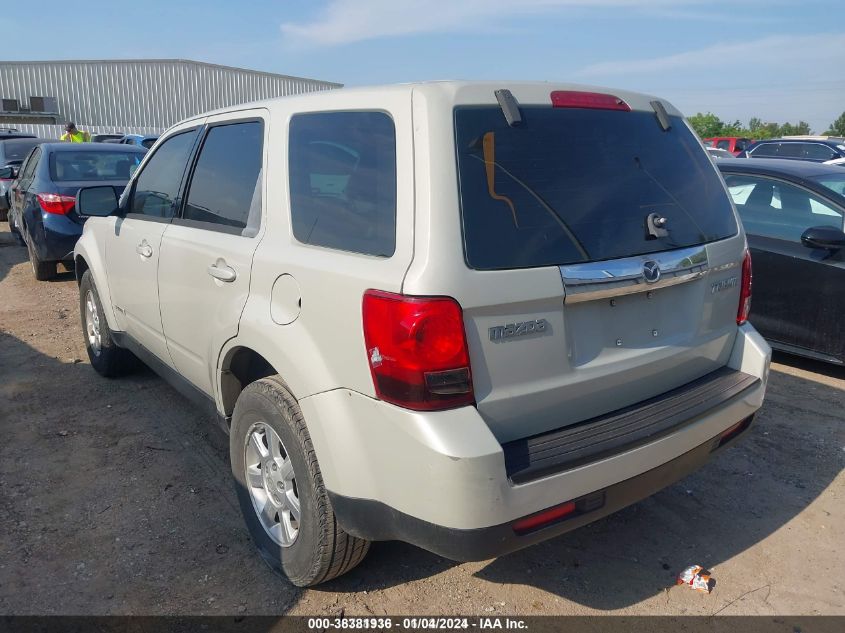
184,121,263,235
811,174,845,197
131,130,197,218
50,150,144,181
725,174,844,241
455,107,738,270
778,143,804,158
750,143,779,157
289,111,396,257
141,138,157,149
3,139,42,161
19,148,40,182
804,144,836,160
716,140,730,150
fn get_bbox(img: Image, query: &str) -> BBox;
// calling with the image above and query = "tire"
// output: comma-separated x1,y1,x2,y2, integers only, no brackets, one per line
26,239,56,281
79,270,138,377
230,376,370,587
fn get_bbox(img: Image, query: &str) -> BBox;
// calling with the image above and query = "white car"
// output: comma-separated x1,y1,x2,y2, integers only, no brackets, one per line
73,82,770,586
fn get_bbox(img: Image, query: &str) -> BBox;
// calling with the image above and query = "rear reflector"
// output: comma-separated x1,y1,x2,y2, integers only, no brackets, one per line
512,501,576,535
717,416,753,448
37,193,76,215
551,90,631,111
362,290,474,411
737,250,752,325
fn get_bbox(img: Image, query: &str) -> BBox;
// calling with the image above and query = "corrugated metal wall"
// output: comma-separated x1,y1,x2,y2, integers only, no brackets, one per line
8,123,162,140
0,60,341,130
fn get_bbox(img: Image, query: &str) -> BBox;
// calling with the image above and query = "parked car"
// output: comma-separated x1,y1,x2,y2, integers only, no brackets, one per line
0,137,50,221
9,142,145,280
73,82,770,586
718,158,845,364
91,133,125,143
117,134,159,149
702,136,753,155
0,127,36,141
739,138,845,162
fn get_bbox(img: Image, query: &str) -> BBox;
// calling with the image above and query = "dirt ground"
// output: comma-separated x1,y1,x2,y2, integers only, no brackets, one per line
0,224,843,617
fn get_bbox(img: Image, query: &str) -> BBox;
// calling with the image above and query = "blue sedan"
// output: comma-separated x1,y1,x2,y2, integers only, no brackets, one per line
8,142,145,280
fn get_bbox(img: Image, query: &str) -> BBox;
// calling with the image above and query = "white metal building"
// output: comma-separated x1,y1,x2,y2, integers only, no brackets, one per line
0,59,341,136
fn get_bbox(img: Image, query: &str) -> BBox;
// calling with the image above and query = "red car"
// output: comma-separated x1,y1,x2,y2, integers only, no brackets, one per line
702,137,754,156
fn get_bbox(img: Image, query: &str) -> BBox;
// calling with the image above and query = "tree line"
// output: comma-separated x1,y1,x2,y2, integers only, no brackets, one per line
688,110,845,139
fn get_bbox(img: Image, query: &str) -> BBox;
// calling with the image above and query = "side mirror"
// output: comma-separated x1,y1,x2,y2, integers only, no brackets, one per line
77,186,119,217
0,166,16,179
801,225,845,250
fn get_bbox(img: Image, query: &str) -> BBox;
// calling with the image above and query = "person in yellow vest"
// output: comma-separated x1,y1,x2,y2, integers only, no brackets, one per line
60,122,91,143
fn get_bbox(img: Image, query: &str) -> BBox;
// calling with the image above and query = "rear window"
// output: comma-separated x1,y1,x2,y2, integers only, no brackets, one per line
454,106,738,270
4,139,41,161
50,150,144,181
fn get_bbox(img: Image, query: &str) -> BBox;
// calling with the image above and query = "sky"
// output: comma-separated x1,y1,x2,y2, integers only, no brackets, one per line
3,0,844,132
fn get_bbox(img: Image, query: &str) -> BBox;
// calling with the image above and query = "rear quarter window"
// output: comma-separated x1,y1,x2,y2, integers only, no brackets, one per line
454,106,737,270
750,143,779,157
288,111,396,257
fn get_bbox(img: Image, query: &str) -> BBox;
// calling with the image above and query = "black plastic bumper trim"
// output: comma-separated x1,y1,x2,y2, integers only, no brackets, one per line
328,416,754,563
502,367,759,484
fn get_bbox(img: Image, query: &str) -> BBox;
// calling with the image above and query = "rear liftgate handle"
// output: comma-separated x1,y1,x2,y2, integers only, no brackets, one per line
207,259,237,283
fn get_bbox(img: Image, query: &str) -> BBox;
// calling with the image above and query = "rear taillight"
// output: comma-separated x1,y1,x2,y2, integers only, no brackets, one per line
551,90,631,111
362,290,474,411
37,193,76,215
737,250,752,325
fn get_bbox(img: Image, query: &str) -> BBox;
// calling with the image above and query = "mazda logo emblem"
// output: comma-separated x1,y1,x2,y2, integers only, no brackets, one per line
642,260,661,283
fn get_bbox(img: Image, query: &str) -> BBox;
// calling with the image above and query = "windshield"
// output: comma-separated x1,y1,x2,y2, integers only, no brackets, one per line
50,150,144,182
454,106,738,270
811,174,845,197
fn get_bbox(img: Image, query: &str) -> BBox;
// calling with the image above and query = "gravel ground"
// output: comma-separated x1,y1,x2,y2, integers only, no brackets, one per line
0,224,843,616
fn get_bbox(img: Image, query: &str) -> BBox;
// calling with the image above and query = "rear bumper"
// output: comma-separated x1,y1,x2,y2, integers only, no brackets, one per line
32,212,82,261
329,417,754,561
302,324,770,556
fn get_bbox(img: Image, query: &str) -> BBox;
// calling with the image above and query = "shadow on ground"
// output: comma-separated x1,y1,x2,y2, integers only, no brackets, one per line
323,354,844,610
0,229,26,282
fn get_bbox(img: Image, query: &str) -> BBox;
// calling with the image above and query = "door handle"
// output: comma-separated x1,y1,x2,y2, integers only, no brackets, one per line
207,261,237,283
136,240,153,258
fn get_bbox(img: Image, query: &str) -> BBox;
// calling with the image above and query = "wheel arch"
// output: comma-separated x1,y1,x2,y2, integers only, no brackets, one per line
218,345,281,420
74,240,120,332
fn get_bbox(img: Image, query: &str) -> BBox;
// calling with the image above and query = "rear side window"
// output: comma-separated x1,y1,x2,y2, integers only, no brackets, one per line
725,174,844,241
19,148,40,182
183,121,263,236
804,144,836,160
716,140,730,150
289,111,396,257
131,129,198,218
778,143,804,158
454,107,737,270
750,143,779,157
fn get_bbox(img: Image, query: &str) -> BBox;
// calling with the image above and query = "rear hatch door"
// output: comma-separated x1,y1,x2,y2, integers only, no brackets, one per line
452,94,746,443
